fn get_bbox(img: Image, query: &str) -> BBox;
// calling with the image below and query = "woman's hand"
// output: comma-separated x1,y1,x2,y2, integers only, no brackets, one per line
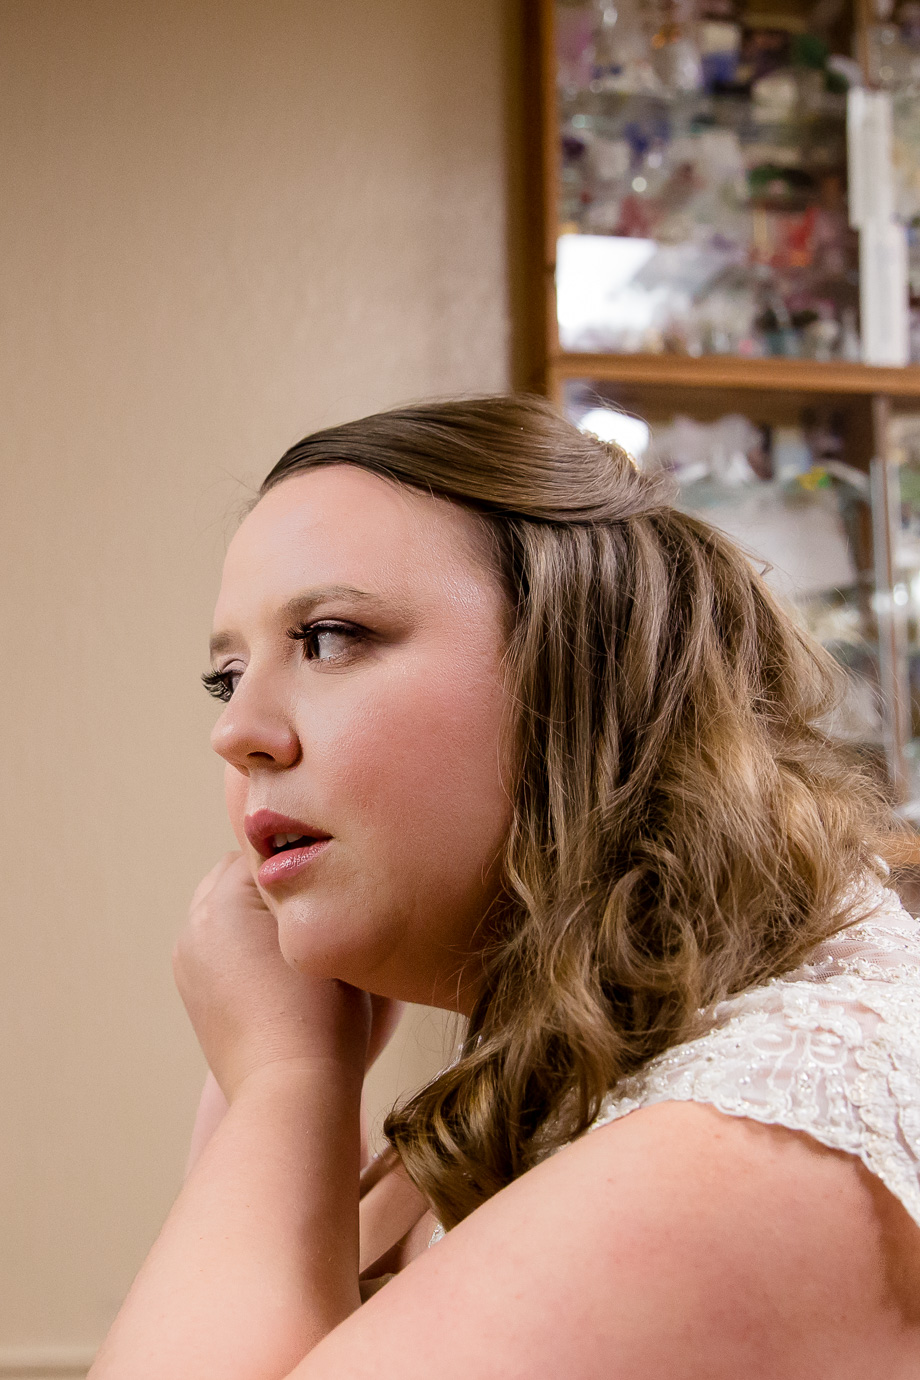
174,852,398,1101
96,856,378,1379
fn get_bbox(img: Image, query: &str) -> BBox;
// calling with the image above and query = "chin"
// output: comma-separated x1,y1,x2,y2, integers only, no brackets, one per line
269,892,407,992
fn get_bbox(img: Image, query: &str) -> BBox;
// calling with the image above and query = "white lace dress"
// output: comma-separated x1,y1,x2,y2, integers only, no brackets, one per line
585,877,920,1225
429,876,920,1246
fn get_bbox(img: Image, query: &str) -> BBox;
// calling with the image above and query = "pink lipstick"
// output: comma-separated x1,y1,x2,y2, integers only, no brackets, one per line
244,809,332,890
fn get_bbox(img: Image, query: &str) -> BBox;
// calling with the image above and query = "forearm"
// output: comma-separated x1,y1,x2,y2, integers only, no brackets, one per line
89,1062,364,1380
184,1069,371,1183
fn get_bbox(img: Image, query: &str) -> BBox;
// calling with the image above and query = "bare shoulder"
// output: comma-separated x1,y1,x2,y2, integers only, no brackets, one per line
297,1102,920,1380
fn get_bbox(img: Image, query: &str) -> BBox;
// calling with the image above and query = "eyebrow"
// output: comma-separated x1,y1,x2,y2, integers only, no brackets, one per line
208,584,388,658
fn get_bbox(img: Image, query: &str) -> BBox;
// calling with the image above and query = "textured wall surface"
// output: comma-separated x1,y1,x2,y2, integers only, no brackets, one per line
0,0,512,1367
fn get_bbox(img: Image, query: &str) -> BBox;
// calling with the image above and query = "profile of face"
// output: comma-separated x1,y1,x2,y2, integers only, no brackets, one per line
207,464,514,1011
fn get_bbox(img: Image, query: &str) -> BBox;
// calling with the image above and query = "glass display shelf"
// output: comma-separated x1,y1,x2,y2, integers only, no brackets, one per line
554,0,861,362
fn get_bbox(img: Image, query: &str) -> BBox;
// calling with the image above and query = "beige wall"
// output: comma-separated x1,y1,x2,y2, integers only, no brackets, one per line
0,2,513,1372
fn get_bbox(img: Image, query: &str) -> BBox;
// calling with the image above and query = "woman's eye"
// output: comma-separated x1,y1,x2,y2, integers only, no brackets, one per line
201,667,240,702
290,620,362,663
200,622,363,700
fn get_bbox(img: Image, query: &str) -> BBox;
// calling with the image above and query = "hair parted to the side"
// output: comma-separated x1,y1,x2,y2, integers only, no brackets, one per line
261,394,911,1230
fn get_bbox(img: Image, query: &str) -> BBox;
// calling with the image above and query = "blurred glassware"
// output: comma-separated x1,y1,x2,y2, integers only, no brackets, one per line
556,0,860,359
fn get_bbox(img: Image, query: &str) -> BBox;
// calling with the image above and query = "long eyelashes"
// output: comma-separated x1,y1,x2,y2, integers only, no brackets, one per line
286,618,363,661
201,668,236,702
201,620,364,703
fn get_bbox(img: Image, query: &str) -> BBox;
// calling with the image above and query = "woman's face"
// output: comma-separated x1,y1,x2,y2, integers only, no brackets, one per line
207,464,513,1011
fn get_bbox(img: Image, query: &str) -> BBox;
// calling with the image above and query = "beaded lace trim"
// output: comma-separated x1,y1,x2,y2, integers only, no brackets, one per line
430,878,920,1246
586,879,920,1227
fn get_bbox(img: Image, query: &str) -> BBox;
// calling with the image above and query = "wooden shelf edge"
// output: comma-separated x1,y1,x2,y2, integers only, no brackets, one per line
550,352,920,397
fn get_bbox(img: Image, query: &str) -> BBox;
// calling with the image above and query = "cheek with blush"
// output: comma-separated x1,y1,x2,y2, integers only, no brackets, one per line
253,651,512,999
328,661,513,925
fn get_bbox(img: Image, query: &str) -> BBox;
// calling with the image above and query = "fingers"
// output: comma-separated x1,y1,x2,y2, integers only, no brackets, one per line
190,851,243,908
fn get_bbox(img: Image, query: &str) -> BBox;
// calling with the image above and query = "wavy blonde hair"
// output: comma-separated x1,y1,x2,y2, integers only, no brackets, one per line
262,394,909,1229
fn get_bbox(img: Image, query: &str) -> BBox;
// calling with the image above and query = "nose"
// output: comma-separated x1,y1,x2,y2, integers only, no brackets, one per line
210,674,300,772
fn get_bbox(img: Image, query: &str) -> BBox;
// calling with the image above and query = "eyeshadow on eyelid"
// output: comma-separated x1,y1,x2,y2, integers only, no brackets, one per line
208,589,418,658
